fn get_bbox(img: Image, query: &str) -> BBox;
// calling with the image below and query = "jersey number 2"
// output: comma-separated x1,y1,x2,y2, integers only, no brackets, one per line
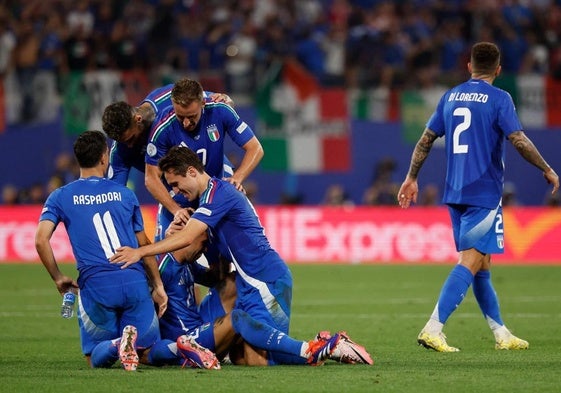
453,107,471,154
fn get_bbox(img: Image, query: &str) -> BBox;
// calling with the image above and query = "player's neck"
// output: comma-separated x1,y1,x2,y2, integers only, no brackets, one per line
80,167,105,179
471,74,495,85
137,103,155,124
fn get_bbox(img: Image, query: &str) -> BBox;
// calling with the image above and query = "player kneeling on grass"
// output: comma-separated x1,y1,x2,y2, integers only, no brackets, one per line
154,221,374,367
34,130,221,371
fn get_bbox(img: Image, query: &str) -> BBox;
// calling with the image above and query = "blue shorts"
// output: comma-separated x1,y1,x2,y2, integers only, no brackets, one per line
185,321,216,351
198,287,226,324
234,270,293,334
77,269,160,356
448,204,504,254
158,254,203,341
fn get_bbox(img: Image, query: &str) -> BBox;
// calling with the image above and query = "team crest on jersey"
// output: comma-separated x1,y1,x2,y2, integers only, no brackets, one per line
146,142,157,157
207,124,220,142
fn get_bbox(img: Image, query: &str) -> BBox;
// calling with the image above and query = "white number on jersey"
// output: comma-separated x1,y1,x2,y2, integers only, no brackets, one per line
453,107,471,154
495,213,504,234
93,211,122,258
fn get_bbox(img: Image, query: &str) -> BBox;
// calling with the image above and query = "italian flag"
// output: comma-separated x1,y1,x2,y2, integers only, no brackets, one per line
255,59,351,173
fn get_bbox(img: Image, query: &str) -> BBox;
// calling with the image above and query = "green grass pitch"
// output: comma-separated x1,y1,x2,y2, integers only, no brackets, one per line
1,263,560,393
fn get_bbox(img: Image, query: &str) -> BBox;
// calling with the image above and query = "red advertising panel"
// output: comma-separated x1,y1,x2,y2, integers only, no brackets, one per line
1,205,560,264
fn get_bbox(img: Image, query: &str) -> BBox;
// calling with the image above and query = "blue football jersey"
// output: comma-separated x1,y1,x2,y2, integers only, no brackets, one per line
146,102,254,178
191,178,289,283
157,252,204,339
427,78,523,208
108,87,217,185
39,176,145,283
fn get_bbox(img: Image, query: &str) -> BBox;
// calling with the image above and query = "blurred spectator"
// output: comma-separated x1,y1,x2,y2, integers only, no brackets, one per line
322,183,354,206
502,182,520,206
166,13,205,76
52,152,79,185
225,18,257,97
62,23,95,73
320,23,347,86
419,183,440,206
109,19,139,70
46,175,64,195
1,184,20,205
362,157,399,205
36,12,64,122
244,180,259,205
14,16,40,122
66,0,94,36
0,8,16,78
21,182,45,204
280,192,303,205
544,191,560,207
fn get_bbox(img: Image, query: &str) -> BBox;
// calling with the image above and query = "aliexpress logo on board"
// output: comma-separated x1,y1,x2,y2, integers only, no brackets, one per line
503,209,561,259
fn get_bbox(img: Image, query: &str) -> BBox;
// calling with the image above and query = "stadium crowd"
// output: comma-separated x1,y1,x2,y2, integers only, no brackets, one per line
2,0,561,101
2,0,561,205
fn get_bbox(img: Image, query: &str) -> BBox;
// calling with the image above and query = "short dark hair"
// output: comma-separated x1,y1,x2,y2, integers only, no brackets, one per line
73,130,108,168
470,42,500,75
171,78,204,106
158,146,204,175
102,101,134,141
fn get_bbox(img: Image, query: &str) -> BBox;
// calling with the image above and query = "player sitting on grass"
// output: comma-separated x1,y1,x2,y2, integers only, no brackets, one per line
140,233,374,367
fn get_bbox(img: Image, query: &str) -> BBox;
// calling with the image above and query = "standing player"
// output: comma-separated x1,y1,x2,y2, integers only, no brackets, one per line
35,131,219,370
101,84,233,241
397,42,559,352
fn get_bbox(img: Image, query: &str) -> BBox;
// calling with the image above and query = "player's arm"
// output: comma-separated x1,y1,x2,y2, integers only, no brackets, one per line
227,136,264,190
135,230,167,318
508,131,559,194
145,162,182,216
111,218,209,263
398,127,438,208
35,220,78,294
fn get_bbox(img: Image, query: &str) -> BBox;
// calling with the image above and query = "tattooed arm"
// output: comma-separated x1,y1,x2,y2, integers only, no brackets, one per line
508,131,559,195
397,128,439,208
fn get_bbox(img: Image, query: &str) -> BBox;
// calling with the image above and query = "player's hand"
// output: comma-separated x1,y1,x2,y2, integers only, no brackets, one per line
397,178,418,209
151,285,168,318
173,208,193,225
224,177,246,193
544,167,559,195
110,246,143,267
54,275,79,296
209,93,234,107
165,220,185,237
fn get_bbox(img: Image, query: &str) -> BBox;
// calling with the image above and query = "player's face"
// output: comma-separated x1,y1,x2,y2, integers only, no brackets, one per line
173,101,204,132
120,120,144,148
165,169,199,201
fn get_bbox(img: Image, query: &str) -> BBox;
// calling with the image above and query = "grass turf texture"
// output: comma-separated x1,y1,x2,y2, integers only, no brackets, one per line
1,263,560,393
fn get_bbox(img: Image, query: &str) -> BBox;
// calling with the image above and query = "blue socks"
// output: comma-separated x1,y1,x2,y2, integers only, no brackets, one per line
90,338,180,368
473,270,504,328
148,339,182,366
90,340,119,368
231,309,306,365
432,264,474,324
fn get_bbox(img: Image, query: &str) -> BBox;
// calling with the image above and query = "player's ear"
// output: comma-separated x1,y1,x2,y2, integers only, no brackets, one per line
495,65,502,77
